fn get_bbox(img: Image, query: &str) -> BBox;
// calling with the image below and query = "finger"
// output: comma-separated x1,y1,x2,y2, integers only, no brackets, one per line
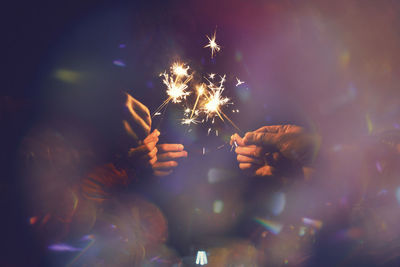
157,144,184,152
148,155,158,165
255,165,276,177
254,125,282,133
129,111,151,136
154,170,173,177
125,93,151,129
144,147,158,160
237,154,264,165
122,120,139,143
153,161,178,170
125,94,151,136
235,145,264,158
128,140,158,157
157,151,188,161
239,163,256,170
132,99,151,128
230,133,245,146
244,132,277,148
143,130,160,144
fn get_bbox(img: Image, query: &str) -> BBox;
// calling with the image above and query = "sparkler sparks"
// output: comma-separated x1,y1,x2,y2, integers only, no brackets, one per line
154,28,242,136
181,117,199,125
219,74,226,86
154,62,193,116
203,76,230,121
172,62,190,77
236,77,244,86
204,30,221,58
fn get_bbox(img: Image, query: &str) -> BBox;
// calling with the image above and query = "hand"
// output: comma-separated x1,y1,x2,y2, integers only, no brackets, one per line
243,125,319,166
122,92,152,146
231,125,319,177
152,144,188,177
127,129,160,168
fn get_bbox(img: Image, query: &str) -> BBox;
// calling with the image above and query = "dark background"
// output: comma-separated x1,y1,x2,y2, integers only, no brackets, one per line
2,0,400,266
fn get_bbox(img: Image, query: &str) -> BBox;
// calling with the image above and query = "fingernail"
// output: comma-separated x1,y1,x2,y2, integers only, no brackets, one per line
179,144,184,150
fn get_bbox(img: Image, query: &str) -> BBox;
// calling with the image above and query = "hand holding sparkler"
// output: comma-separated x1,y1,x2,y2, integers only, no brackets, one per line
231,125,320,177
127,129,160,169
231,133,275,177
243,125,320,166
152,143,188,177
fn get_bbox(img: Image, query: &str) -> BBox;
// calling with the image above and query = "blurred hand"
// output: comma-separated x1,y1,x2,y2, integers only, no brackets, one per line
231,125,319,177
152,143,188,177
122,92,152,146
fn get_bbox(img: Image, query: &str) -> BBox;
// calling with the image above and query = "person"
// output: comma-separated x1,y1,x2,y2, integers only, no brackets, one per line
20,92,187,265
216,124,322,266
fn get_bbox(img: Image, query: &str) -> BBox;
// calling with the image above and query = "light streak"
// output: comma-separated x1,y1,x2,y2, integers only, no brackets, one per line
254,217,283,235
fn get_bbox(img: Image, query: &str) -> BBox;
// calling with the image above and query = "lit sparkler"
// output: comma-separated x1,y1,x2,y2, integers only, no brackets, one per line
172,62,189,77
153,62,193,116
203,75,229,121
204,30,221,58
201,74,241,131
153,29,242,136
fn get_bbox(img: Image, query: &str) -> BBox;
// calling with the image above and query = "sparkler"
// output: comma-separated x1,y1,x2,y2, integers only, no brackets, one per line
202,75,229,122
154,28,242,138
201,74,241,131
153,62,193,116
204,30,221,58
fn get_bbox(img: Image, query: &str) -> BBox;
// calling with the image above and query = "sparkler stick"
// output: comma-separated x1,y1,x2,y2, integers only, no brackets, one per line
220,109,241,132
190,84,205,119
152,96,172,117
